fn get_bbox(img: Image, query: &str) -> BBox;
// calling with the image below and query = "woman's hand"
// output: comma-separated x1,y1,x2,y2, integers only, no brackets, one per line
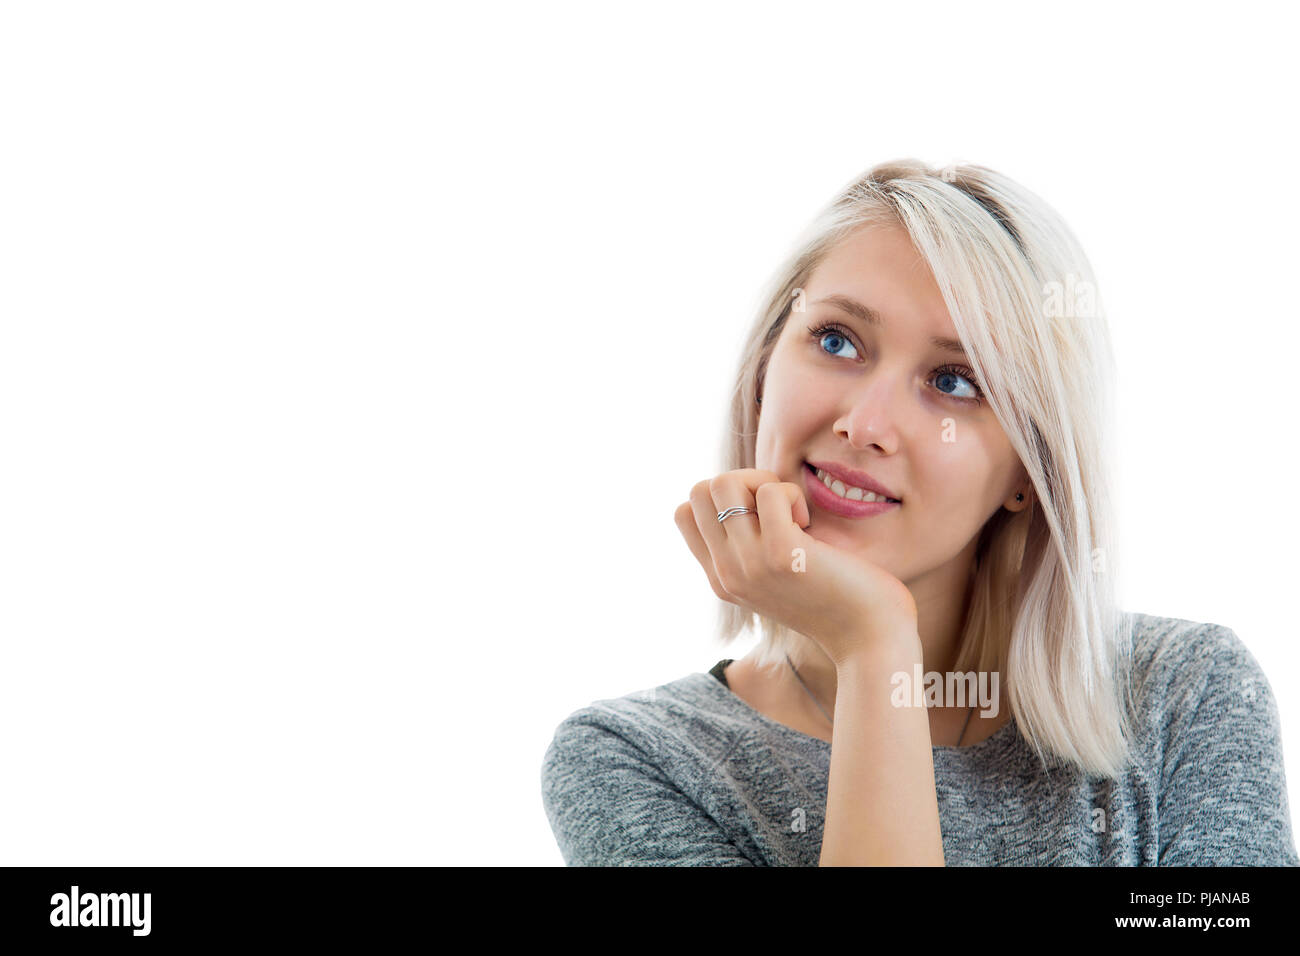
673,468,919,667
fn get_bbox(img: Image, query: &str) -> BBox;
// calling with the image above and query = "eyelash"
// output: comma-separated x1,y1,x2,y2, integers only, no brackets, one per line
805,323,986,405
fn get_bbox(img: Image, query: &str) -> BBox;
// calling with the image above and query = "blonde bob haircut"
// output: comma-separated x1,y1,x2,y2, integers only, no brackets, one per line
717,158,1137,780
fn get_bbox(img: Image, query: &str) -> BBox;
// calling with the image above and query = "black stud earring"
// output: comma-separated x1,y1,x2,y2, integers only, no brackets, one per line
756,395,762,405
1015,493,1024,502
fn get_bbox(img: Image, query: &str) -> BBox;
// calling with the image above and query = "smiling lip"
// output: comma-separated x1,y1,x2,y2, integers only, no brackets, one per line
804,459,901,501
803,462,901,518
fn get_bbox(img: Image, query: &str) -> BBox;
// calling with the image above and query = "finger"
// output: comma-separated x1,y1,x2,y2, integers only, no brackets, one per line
707,470,768,549
755,482,812,570
689,475,759,600
687,478,732,563
698,469,789,601
768,481,811,531
674,500,747,606
708,468,785,542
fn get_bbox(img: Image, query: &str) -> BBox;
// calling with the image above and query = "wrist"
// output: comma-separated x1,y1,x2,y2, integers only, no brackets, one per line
833,622,922,676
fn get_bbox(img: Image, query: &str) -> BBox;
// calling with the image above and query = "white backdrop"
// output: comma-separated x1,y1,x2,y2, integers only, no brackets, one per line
1,1,1295,865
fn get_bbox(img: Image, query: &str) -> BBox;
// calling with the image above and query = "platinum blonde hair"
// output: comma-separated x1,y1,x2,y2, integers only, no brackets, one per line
717,159,1137,780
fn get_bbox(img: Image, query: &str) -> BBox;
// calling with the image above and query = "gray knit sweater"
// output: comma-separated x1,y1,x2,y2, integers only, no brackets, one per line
540,613,1299,865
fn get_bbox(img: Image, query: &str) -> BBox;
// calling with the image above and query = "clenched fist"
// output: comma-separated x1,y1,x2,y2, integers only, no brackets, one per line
673,469,920,668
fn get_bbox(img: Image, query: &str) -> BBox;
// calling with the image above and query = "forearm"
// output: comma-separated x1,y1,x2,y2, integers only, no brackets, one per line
819,631,945,866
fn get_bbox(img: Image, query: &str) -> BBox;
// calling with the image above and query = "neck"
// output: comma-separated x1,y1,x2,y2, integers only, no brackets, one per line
783,552,977,719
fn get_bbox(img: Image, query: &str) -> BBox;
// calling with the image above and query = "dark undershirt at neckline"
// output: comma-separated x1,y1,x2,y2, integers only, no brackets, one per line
709,658,734,688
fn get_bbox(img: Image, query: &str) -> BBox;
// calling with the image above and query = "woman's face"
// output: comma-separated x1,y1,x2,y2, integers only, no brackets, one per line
755,223,1029,589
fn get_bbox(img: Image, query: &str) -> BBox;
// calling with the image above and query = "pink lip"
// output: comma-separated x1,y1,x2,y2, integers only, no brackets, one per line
804,459,901,501
804,462,901,519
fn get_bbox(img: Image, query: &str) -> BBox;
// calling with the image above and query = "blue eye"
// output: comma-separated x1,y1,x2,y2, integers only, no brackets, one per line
810,325,858,359
805,324,985,406
932,365,983,403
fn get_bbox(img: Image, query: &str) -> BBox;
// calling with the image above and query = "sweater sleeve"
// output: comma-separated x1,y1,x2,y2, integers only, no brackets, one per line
540,713,756,866
1157,626,1300,866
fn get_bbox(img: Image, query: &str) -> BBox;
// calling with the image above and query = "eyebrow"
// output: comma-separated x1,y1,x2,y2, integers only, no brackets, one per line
812,294,968,356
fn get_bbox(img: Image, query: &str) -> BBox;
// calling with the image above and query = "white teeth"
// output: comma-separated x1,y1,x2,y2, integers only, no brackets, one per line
814,467,895,503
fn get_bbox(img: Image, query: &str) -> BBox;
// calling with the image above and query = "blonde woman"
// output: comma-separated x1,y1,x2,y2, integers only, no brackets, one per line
540,160,1299,866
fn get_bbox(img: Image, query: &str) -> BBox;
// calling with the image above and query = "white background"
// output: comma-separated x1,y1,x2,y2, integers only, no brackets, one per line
1,2,1296,865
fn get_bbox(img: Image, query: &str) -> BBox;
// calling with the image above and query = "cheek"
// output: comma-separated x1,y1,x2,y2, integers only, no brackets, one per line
764,370,842,439
917,431,1004,509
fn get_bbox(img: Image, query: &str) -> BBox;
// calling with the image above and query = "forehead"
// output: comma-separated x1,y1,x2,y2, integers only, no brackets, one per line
801,224,956,337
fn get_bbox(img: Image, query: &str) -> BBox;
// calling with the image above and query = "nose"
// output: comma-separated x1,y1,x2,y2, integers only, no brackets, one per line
834,370,903,454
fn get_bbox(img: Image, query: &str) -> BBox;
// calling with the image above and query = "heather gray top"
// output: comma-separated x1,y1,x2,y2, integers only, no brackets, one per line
540,613,1299,865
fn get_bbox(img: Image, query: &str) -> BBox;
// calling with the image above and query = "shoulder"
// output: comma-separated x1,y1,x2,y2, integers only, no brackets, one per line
1123,611,1282,782
537,670,760,866
1124,611,1269,720
1122,612,1298,865
539,670,740,794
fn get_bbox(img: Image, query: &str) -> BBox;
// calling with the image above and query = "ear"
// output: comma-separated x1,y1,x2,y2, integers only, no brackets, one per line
1003,461,1032,513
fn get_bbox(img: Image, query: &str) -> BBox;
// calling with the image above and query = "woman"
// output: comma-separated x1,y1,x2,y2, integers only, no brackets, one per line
540,159,1299,866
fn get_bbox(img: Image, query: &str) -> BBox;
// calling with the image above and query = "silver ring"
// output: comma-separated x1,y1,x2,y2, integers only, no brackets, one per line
717,507,756,524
